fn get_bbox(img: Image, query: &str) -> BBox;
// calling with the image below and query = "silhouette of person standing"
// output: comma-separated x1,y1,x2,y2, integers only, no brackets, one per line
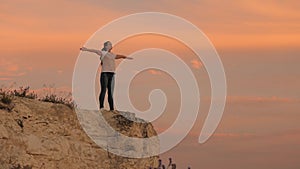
80,41,133,111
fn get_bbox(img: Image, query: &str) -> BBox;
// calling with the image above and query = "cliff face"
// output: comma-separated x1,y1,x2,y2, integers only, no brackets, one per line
0,97,159,169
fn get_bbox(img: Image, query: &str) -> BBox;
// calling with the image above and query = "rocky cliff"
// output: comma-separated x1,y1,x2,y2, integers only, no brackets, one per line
0,96,159,169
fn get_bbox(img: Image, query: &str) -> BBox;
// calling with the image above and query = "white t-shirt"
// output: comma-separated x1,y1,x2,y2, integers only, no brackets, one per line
100,51,116,73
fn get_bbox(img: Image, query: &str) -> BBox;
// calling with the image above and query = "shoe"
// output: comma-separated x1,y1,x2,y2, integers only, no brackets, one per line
100,108,106,112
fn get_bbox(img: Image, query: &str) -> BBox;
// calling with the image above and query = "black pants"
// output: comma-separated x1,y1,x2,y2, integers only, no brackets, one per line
99,72,115,110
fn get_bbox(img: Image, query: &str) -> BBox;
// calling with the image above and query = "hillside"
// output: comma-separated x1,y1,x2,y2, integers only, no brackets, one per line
0,96,159,169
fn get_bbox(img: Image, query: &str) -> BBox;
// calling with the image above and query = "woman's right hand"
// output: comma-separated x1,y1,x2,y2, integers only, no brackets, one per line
80,47,87,51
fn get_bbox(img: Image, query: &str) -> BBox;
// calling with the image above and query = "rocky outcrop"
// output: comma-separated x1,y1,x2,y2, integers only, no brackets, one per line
0,96,159,169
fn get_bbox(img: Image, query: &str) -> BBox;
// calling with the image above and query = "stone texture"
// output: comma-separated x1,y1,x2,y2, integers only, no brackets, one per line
0,124,9,139
0,96,159,169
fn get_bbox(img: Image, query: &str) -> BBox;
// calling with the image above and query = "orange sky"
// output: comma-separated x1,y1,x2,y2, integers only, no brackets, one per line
1,0,300,168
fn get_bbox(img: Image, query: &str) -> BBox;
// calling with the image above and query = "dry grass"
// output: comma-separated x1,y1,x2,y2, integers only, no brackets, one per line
0,85,75,110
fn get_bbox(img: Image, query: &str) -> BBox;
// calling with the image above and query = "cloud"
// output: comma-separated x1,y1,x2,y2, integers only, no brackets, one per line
148,69,162,75
1,0,299,56
0,58,27,79
212,132,255,138
227,95,300,104
190,59,203,69
201,95,300,104
0,77,12,81
0,71,26,77
210,33,300,50
239,1,300,19
154,124,256,140
57,70,63,74
0,0,120,53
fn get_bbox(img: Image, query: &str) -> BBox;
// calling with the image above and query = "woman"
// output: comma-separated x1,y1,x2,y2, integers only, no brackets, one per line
80,41,133,111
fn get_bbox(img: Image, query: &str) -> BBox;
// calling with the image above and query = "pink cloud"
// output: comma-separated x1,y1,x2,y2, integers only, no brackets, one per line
0,71,26,77
6,64,19,72
148,69,162,75
239,1,300,18
57,70,63,74
190,59,203,69
0,77,12,81
0,58,27,79
212,132,256,138
227,96,300,103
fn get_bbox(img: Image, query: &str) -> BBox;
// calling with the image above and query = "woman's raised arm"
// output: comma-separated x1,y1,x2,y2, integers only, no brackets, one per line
80,47,102,56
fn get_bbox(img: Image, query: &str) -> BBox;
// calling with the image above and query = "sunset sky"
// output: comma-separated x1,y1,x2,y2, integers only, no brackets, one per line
1,0,300,168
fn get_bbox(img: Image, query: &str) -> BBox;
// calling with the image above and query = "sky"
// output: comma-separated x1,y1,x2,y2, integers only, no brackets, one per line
1,0,300,168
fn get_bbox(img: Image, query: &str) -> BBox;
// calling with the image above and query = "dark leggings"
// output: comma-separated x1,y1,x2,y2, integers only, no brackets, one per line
99,72,115,110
